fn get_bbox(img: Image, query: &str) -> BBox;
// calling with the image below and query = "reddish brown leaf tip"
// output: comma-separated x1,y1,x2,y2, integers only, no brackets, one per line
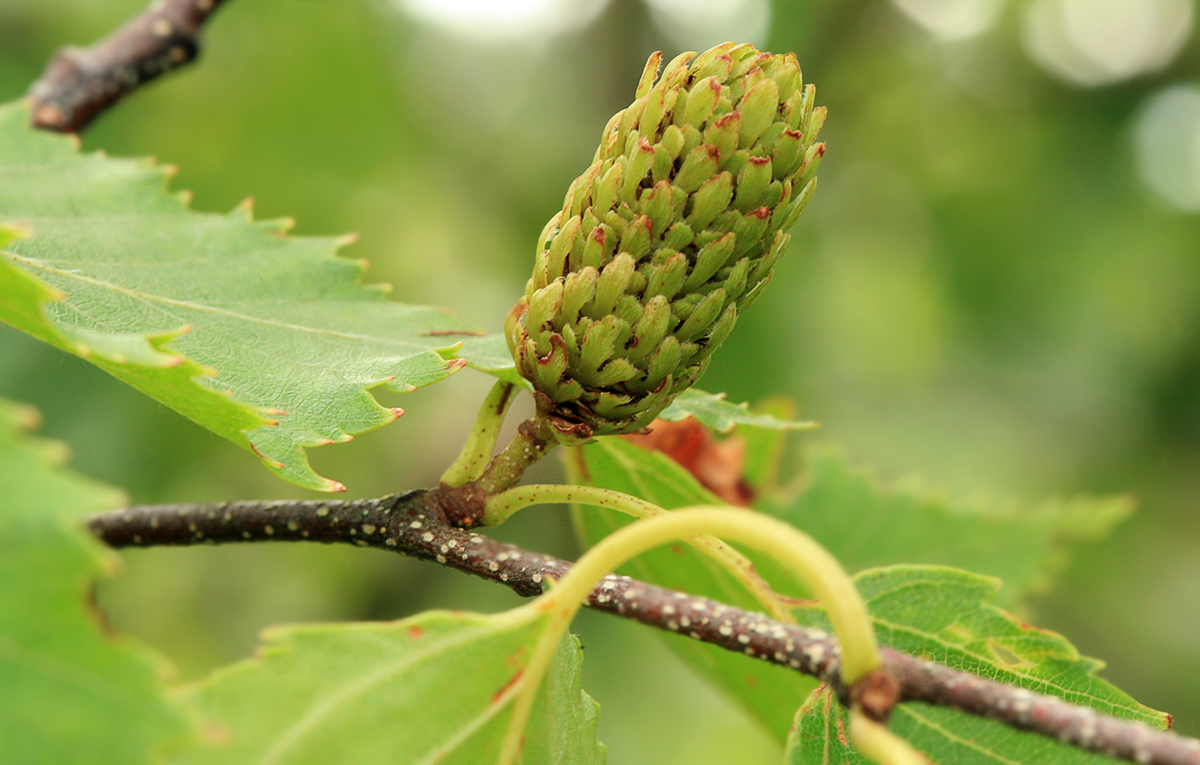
624,418,754,506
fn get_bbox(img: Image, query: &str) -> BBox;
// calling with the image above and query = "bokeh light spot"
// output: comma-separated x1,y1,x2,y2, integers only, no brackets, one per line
1133,85,1200,212
644,0,770,50
396,0,609,43
890,0,1006,40
1022,0,1192,87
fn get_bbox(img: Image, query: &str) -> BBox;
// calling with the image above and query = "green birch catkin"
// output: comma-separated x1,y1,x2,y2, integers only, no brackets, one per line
507,43,826,444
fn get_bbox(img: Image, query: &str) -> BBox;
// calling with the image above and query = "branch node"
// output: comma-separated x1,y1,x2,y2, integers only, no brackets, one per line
28,0,226,132
851,667,901,723
428,482,489,529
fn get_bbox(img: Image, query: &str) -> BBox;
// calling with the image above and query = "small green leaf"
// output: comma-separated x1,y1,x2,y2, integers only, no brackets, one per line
786,566,1168,765
0,101,475,491
441,333,527,387
765,448,1132,604
0,398,188,764
173,610,603,765
658,388,816,432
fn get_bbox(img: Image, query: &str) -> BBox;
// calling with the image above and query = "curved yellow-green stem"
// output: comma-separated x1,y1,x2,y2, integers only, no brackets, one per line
498,507,881,765
851,709,927,765
439,380,516,487
486,483,794,625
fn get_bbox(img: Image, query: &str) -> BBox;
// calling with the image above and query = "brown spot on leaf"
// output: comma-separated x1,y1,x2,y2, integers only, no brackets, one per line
407,626,424,640
492,669,524,704
421,330,486,337
625,418,754,506
568,447,592,482
201,722,233,746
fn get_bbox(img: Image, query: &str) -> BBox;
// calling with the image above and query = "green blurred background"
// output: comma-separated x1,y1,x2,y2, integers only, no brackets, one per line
2,0,1199,759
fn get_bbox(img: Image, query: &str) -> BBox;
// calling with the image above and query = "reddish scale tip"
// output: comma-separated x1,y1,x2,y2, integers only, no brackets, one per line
712,111,739,129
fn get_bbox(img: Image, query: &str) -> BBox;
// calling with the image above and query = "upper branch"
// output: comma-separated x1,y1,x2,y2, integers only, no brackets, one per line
87,497,1200,765
28,0,228,132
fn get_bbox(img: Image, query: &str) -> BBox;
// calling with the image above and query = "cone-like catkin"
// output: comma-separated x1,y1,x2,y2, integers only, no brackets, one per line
507,43,826,443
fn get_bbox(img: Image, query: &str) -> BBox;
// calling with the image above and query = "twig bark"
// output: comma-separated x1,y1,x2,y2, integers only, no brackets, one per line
87,495,1200,765
28,0,228,132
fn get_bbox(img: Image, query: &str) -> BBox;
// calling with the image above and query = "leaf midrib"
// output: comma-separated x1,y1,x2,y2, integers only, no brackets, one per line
897,705,1027,765
4,251,438,347
258,616,535,765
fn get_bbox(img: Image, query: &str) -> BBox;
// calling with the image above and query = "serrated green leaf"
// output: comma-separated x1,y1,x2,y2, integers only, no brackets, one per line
569,438,1131,740
566,439,816,739
659,388,816,432
0,101,476,491
765,448,1132,604
786,566,1168,765
0,398,189,764
459,333,530,387
173,610,604,765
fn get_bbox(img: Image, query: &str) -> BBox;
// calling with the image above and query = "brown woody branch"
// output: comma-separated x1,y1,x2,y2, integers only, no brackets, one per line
28,0,228,132
87,493,1200,765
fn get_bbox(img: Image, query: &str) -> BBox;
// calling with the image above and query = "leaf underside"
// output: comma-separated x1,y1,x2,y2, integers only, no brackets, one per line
173,610,604,765
0,100,480,491
787,566,1168,765
767,447,1132,605
0,398,188,764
